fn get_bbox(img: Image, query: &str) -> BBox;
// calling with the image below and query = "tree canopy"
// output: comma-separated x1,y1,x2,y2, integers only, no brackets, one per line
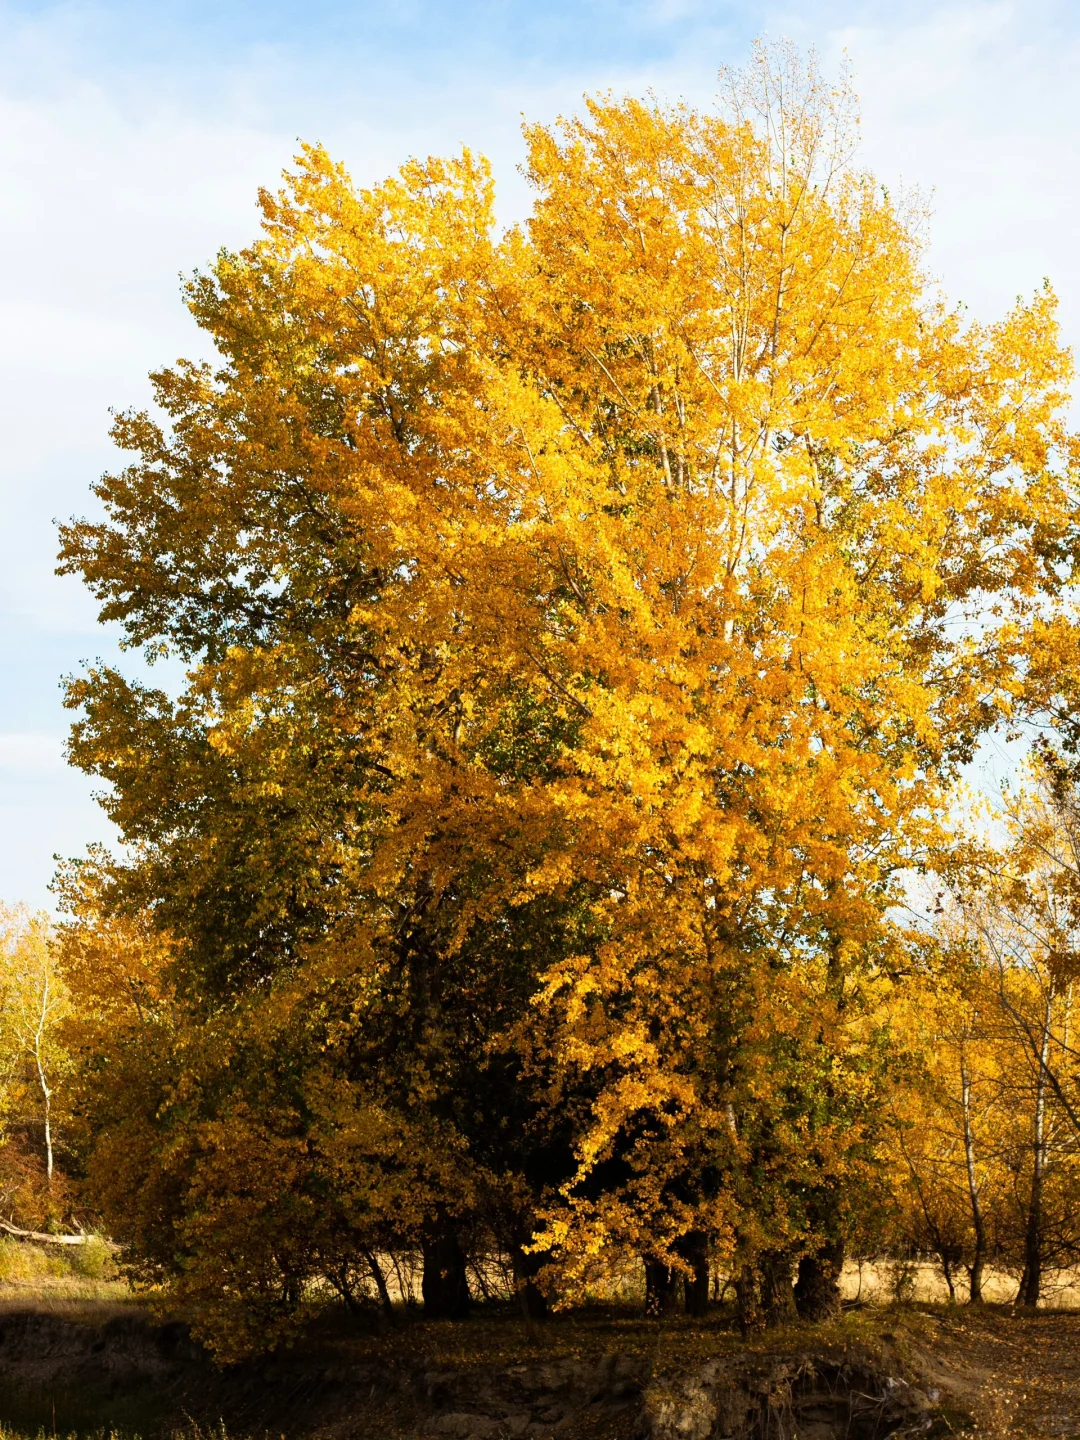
55,43,1080,1356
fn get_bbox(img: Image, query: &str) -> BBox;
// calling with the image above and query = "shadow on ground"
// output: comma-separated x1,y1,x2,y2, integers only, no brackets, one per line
0,1302,997,1440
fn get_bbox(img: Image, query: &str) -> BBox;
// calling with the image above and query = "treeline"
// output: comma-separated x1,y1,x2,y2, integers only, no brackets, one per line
11,797,1080,1333
28,44,1080,1358
890,766,1080,1308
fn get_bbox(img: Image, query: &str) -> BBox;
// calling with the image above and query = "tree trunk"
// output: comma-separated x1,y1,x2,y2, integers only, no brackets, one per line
34,973,53,1186
511,1244,549,1322
333,1263,364,1316
422,1223,470,1319
794,1237,845,1321
363,1249,394,1316
1020,1004,1051,1308
940,1248,958,1304
0,1218,92,1246
760,1250,798,1326
676,1231,710,1317
734,1264,764,1334
643,1257,681,1316
961,1053,987,1304
682,1233,711,1318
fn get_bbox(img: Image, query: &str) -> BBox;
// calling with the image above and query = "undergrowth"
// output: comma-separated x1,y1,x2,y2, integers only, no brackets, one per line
0,1237,131,1304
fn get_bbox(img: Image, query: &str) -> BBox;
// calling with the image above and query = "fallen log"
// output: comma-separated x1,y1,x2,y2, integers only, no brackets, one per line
0,1217,91,1246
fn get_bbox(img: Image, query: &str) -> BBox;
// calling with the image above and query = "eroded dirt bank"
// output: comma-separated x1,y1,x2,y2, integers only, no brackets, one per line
0,1303,1056,1438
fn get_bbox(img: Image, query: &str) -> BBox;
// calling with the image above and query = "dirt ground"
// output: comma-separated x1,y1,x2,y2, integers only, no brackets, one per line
916,1306,1080,1437
3,1296,1080,1437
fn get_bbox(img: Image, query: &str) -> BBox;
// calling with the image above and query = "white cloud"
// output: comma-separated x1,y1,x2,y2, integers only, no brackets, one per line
0,66,290,634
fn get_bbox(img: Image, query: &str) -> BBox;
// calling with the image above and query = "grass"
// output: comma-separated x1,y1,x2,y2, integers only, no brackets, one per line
839,1257,1073,1307
0,1236,138,1314
287,1289,943,1383
0,1429,231,1440
0,1244,1069,1321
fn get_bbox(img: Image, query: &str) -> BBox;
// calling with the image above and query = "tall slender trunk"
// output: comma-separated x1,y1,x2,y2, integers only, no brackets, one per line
960,1052,987,1303
1020,999,1052,1307
940,1251,957,1303
33,972,53,1186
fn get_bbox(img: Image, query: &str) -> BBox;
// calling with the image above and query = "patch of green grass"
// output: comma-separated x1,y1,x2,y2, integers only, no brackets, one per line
0,1380,169,1440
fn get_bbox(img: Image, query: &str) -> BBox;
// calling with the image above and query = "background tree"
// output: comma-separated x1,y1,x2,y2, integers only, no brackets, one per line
951,764,1080,1304
888,953,1008,1304
0,905,72,1227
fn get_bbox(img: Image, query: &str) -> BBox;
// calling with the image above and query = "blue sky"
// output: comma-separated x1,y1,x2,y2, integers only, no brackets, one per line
2,0,1078,907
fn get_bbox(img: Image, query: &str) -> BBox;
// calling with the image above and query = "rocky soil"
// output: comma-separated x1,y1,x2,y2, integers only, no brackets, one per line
0,1303,1023,1439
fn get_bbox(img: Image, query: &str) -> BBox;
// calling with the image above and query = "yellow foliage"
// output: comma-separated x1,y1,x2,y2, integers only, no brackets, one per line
0,904,71,1221
54,43,1080,1351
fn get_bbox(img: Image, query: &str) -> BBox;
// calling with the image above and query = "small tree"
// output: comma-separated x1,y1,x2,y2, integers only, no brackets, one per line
0,905,71,1220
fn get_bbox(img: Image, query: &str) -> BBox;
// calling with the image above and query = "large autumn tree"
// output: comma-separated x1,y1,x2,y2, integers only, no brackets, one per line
58,43,1080,1353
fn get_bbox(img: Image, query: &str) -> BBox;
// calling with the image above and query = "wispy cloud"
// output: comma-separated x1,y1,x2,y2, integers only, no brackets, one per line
827,1,1080,332
2,0,1078,903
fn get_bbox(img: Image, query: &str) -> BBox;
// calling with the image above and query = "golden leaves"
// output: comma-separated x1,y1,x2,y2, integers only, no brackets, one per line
56,43,1080,1336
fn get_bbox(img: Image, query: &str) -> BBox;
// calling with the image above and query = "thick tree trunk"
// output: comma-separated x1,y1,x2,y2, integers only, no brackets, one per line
760,1250,798,1326
643,1257,681,1316
677,1231,710,1318
794,1237,845,1321
961,1054,987,1304
422,1223,470,1319
511,1244,549,1322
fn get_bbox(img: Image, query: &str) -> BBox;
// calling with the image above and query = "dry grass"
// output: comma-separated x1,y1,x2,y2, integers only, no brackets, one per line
840,1257,1080,1308
0,1236,138,1315
0,1430,228,1440
2,1243,1080,1325
0,1433,136,1440
5,1243,1080,1333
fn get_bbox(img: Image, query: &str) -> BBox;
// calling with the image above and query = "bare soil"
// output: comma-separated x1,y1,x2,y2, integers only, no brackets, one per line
921,1306,1080,1436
